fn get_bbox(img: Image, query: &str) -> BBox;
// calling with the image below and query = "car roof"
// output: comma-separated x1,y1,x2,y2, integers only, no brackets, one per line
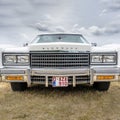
38,33,83,36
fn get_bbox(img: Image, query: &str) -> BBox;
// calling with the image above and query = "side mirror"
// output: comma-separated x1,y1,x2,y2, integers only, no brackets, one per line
91,43,97,47
23,42,28,47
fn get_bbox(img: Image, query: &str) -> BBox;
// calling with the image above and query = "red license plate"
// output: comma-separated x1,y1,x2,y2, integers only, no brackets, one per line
52,76,68,87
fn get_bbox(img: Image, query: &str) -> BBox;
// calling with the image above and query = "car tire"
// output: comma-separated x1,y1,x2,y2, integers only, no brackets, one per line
10,82,27,91
93,82,110,91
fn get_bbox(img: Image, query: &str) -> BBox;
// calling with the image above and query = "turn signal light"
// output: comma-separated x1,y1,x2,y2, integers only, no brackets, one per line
97,75,115,80
6,76,23,80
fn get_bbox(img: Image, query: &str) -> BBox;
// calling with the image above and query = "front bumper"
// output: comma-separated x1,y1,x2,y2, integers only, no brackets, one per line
0,67,120,87
0,68,31,86
91,67,120,82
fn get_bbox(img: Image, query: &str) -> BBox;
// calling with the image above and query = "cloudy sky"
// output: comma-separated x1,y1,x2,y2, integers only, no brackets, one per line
0,0,120,46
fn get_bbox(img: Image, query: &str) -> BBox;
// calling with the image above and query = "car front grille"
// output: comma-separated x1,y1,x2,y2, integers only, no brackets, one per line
30,52,90,68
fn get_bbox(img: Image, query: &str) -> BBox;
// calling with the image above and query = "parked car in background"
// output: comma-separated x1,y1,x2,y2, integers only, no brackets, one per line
0,34,119,91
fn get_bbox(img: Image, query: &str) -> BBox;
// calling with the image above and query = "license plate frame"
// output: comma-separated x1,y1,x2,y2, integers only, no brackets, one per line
52,76,68,87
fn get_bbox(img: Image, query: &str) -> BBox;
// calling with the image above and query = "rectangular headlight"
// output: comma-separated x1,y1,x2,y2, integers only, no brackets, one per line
17,56,29,63
3,54,29,66
91,55,102,63
103,55,115,63
91,53,117,65
5,55,17,63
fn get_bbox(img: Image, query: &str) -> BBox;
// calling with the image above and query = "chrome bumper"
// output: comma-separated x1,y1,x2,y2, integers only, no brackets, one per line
0,68,90,87
31,68,89,76
0,67,120,87
0,68,31,86
91,67,120,83
31,68,90,87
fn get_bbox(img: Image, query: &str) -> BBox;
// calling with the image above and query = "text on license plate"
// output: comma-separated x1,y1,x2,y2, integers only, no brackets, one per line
52,76,68,87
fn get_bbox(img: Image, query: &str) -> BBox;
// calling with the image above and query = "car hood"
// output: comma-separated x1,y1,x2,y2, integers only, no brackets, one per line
29,42,91,52
91,44,120,52
3,47,29,53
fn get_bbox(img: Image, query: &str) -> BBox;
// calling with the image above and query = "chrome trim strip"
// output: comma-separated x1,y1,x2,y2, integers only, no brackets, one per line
31,81,89,85
31,68,90,76
45,76,48,87
90,69,94,85
26,69,31,87
73,76,76,87
1,70,25,74
92,67,120,74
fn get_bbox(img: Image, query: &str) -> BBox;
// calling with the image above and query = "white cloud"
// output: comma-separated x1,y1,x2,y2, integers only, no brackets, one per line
0,0,120,46
31,22,66,33
101,0,120,12
99,9,107,16
55,26,65,32
70,20,120,39
33,23,50,32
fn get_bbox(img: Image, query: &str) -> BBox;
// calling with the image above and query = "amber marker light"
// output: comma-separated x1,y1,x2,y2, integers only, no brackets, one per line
97,75,115,80
6,76,23,80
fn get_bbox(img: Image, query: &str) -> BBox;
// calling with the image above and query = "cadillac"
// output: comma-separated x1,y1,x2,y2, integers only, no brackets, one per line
0,34,119,91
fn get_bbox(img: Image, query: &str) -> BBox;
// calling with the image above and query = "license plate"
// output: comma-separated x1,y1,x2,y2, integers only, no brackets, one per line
52,76,68,87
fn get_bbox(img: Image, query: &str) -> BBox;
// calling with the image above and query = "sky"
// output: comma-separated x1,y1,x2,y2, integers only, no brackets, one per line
0,0,120,46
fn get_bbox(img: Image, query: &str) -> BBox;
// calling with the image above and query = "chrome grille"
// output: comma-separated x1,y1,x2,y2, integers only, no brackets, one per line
30,52,90,68
76,76,90,83
31,76,45,83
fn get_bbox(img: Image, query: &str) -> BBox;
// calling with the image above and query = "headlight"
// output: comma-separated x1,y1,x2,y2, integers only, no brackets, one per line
5,55,16,63
103,55,115,63
91,55,102,63
3,54,29,66
17,56,29,63
91,53,117,65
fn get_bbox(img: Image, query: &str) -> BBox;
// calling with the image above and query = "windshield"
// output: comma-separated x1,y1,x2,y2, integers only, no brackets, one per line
31,34,89,43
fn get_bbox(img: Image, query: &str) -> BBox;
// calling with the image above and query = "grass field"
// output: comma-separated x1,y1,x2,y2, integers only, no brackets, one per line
0,82,120,120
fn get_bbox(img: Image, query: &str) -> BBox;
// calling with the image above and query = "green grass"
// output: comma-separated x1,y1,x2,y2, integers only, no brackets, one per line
0,83,120,120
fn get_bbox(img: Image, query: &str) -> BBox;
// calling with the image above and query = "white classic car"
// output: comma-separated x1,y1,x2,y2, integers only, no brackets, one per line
0,34,120,91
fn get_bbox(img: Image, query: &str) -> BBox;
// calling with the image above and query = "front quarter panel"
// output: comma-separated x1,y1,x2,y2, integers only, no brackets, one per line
91,45,120,83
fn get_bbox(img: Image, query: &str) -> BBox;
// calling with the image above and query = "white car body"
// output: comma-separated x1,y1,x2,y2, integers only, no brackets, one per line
0,34,119,91
0,45,17,67
92,45,120,67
